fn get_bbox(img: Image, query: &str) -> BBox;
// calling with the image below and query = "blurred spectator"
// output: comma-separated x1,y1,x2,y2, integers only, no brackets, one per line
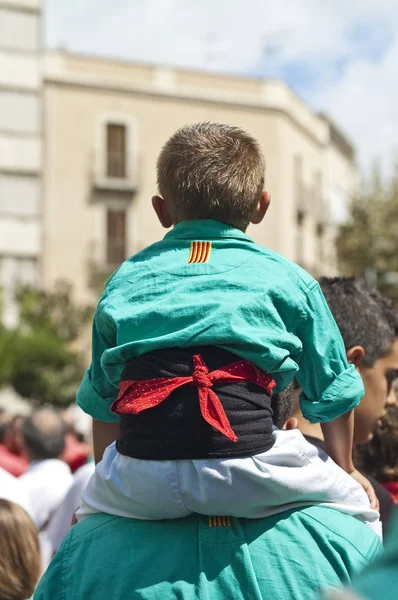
19,409,73,531
61,412,92,473
45,461,95,552
0,466,31,515
0,415,28,477
292,278,398,535
0,498,41,600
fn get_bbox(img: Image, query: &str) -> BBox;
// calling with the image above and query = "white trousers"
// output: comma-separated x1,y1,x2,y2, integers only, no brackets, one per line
77,428,381,538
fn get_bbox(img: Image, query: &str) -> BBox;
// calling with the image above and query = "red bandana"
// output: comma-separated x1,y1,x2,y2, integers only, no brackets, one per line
112,354,276,442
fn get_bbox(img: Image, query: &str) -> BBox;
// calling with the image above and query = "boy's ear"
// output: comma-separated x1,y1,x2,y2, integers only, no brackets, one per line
346,346,365,368
250,192,270,225
283,417,299,431
152,195,174,228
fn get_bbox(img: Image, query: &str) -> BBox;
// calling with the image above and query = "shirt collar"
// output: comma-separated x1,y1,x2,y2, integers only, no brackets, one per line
164,220,254,243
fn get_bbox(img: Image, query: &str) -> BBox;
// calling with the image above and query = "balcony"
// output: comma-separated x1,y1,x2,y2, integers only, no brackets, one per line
92,174,137,194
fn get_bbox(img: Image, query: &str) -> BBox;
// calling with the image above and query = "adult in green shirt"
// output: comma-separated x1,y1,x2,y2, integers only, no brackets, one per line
35,390,381,600
34,507,381,600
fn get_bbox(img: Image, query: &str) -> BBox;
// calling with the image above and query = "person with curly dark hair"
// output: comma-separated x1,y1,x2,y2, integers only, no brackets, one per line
292,278,398,534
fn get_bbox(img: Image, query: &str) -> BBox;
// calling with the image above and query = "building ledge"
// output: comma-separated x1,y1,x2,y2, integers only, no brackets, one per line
93,177,137,194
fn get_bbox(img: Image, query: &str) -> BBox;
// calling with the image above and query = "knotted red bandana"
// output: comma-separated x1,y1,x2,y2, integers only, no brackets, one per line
112,354,276,442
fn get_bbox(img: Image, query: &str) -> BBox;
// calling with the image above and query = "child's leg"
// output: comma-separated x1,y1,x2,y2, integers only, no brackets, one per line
92,420,120,463
79,430,381,538
77,442,191,521
175,429,381,537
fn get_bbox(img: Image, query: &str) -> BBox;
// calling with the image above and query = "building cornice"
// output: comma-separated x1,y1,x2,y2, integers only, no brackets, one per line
43,52,329,148
0,1,40,14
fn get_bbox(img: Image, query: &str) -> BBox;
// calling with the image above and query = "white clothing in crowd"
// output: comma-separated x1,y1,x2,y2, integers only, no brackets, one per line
0,465,31,514
0,464,54,573
20,459,73,530
45,462,95,552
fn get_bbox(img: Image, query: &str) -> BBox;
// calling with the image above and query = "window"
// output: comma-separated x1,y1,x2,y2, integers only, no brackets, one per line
0,10,39,52
106,124,126,178
106,209,126,265
296,210,305,226
295,210,304,267
95,115,138,190
317,222,325,265
313,170,323,217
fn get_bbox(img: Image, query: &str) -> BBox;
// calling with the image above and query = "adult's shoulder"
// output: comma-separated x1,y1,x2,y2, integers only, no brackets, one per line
33,526,72,600
34,514,200,599
238,506,381,598
294,506,382,561
242,505,381,564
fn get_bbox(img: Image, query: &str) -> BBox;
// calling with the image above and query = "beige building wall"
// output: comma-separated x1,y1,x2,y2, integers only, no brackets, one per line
321,118,358,276
42,51,356,304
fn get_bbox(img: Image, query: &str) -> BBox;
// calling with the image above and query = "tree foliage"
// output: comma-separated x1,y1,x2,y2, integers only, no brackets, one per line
336,163,398,304
0,282,93,408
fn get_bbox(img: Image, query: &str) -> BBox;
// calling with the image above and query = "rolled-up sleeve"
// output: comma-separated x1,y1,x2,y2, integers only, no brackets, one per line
296,283,364,423
300,364,364,423
76,368,119,423
76,306,120,423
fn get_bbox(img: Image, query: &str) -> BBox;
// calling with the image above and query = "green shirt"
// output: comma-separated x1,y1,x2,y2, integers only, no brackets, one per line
34,507,381,600
77,220,364,423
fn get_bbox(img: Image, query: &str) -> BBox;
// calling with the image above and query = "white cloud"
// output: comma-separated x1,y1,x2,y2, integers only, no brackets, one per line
45,0,398,170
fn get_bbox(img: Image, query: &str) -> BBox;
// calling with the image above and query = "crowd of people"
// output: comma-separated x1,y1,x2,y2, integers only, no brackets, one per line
0,407,94,579
0,123,397,599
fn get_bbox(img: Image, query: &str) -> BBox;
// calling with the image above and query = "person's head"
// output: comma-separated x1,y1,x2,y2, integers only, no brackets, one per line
319,278,398,444
0,499,41,600
21,408,67,462
271,382,297,430
0,412,10,445
152,122,270,231
2,416,24,455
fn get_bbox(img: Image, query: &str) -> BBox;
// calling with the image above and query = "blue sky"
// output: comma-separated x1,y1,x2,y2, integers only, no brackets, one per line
46,0,398,171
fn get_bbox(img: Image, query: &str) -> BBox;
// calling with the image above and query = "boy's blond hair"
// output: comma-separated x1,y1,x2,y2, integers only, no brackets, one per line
157,122,265,230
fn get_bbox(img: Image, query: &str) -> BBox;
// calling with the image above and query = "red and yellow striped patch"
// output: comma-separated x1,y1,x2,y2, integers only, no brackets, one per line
208,516,231,528
188,241,212,264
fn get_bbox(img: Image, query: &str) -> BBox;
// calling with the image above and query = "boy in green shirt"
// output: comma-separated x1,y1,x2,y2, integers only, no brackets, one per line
77,122,378,525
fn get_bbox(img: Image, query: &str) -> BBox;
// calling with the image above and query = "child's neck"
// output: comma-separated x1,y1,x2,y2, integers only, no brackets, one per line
292,410,324,441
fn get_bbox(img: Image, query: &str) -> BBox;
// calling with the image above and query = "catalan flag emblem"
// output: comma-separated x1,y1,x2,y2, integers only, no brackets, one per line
208,516,231,527
188,241,212,264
